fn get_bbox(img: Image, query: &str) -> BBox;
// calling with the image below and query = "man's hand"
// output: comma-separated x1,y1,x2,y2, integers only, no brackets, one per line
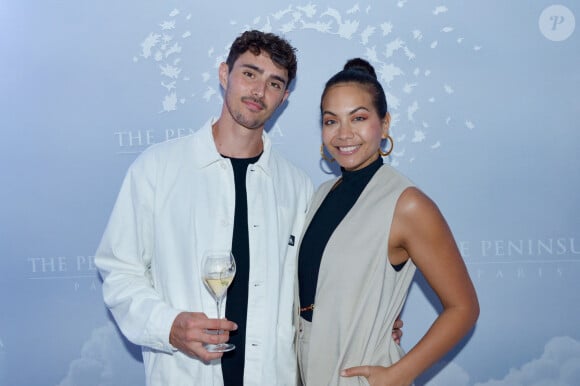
169,312,238,362
392,317,403,345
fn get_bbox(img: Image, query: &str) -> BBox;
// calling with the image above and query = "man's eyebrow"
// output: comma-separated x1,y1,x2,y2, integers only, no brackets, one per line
240,63,287,86
241,63,264,74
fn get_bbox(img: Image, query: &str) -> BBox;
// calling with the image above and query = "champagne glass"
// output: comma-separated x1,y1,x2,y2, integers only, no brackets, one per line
201,250,236,352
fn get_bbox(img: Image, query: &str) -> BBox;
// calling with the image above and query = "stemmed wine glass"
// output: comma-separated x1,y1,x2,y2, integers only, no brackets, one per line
201,250,237,352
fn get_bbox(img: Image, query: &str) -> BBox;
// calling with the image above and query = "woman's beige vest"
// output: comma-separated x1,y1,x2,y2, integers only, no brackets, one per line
296,165,417,385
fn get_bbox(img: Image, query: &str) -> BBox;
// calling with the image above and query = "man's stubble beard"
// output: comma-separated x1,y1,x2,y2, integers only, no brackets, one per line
224,92,272,131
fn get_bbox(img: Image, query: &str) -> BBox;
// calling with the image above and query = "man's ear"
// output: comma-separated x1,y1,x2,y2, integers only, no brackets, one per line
218,62,229,89
281,89,290,104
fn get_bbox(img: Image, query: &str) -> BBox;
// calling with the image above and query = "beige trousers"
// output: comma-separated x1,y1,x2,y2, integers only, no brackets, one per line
297,316,312,385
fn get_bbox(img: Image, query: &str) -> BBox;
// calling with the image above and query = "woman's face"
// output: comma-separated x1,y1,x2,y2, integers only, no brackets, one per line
321,83,390,171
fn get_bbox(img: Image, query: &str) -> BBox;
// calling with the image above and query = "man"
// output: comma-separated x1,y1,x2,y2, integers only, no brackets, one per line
95,30,313,385
96,30,402,386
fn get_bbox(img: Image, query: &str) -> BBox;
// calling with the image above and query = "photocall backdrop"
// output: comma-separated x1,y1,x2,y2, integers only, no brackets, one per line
1,1,579,385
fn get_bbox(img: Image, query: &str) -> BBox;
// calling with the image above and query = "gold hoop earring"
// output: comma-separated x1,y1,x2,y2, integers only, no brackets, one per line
378,135,394,157
320,144,335,163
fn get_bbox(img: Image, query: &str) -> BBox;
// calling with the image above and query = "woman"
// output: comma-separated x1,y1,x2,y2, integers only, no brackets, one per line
296,58,479,386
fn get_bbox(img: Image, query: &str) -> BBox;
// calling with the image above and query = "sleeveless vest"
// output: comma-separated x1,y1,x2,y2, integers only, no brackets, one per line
297,165,417,386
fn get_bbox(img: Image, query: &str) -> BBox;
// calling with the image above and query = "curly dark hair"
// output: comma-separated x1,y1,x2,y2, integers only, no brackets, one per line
226,30,298,88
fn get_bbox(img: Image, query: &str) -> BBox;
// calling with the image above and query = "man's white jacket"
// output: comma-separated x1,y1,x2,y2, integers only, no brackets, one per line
95,118,314,386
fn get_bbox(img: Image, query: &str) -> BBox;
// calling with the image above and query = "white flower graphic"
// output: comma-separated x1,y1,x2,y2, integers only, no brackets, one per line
133,3,479,163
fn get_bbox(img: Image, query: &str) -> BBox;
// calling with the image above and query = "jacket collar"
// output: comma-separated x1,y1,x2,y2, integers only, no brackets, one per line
192,117,273,176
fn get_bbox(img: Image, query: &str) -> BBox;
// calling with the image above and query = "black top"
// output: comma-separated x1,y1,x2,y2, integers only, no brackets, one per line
222,153,261,386
298,156,384,322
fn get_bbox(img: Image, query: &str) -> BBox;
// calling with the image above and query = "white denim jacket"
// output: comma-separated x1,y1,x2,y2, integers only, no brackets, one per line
95,118,313,386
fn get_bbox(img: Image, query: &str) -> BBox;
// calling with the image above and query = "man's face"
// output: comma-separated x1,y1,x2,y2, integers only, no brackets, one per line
219,50,290,130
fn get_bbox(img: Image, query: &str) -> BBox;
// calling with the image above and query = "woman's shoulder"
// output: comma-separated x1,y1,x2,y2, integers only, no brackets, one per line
395,185,442,227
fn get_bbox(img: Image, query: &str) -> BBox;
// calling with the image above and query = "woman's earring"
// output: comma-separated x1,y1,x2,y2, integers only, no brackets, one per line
378,135,394,157
320,144,335,163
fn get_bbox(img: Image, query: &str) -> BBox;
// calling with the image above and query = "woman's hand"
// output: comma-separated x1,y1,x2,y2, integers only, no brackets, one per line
341,364,412,386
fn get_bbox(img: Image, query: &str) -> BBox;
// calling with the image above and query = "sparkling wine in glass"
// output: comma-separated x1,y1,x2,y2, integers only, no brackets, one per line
201,250,236,352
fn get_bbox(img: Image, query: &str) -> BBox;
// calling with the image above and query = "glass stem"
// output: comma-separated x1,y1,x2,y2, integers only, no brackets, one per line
215,298,222,335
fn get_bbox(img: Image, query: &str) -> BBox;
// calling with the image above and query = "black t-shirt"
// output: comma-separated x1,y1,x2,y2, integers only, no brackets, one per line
221,153,260,386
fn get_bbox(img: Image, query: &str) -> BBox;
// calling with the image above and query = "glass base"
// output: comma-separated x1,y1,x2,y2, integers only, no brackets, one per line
205,343,235,353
